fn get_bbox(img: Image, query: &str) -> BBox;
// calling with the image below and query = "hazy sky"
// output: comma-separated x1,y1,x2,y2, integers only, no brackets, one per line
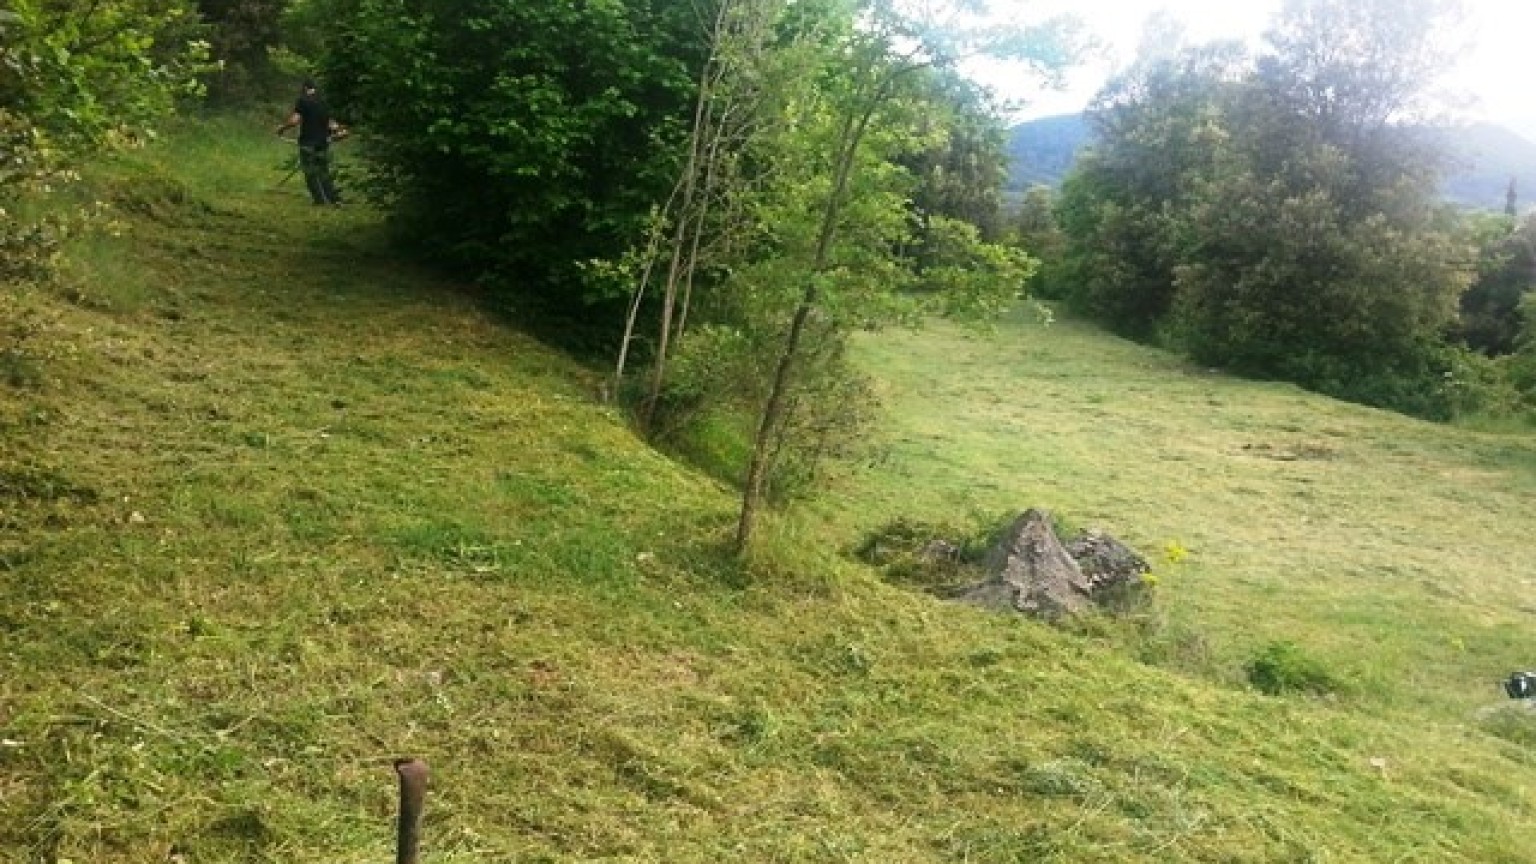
983,1,1536,139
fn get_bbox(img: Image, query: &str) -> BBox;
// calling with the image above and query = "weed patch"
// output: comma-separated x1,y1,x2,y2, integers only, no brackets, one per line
1478,703,1536,749
1245,640,1345,697
855,516,987,594
0,467,98,504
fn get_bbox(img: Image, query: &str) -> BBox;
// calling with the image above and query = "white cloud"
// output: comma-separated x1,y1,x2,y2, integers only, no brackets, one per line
976,0,1536,138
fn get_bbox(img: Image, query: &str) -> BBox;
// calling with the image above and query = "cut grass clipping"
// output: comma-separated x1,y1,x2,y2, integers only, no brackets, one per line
3,115,1536,862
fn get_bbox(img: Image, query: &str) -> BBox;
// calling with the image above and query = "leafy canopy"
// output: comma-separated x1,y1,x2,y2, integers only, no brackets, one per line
1056,0,1477,418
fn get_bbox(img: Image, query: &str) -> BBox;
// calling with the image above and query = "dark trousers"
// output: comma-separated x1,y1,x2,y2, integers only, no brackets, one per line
299,144,341,205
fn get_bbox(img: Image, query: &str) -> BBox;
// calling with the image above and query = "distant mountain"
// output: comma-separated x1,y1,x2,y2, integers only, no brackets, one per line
1005,114,1536,211
1004,113,1092,194
1433,123,1536,211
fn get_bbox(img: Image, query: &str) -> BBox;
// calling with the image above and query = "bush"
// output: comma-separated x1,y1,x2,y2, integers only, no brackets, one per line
763,335,883,504
1245,640,1343,697
641,325,759,440
1439,348,1528,421
1,0,207,288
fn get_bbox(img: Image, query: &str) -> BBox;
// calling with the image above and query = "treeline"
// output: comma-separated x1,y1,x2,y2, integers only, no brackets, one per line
1013,0,1536,422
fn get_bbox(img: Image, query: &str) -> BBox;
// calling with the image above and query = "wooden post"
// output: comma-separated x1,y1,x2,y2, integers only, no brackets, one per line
394,758,429,864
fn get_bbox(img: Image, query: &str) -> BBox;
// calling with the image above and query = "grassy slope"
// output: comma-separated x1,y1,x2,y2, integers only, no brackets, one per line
832,319,1536,718
2,118,1536,863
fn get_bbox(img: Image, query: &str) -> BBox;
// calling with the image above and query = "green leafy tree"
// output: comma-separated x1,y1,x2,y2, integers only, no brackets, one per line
1169,0,1468,412
597,0,1068,548
1171,145,1468,411
1057,0,1473,417
1009,184,1064,297
901,68,1011,244
1461,212,1536,356
308,0,702,329
197,0,290,101
1055,37,1245,336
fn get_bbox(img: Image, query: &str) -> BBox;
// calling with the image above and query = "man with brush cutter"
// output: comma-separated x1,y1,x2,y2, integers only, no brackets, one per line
276,77,348,206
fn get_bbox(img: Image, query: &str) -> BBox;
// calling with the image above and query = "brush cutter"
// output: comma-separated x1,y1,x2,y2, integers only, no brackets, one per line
273,126,351,189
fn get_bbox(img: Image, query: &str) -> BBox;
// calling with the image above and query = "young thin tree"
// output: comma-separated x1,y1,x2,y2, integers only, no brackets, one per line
734,0,1074,550
612,0,785,427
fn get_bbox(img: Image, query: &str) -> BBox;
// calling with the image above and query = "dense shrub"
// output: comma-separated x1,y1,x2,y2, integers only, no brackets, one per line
197,0,292,103
1245,640,1343,697
309,0,701,327
1461,213,1536,357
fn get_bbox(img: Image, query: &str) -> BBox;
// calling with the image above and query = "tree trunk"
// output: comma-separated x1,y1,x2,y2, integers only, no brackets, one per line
640,15,722,430
736,90,878,552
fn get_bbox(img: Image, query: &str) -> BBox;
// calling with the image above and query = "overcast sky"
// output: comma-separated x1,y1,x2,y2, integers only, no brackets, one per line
977,0,1536,140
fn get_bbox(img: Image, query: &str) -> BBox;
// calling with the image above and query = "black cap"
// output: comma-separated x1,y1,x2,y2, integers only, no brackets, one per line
301,77,316,91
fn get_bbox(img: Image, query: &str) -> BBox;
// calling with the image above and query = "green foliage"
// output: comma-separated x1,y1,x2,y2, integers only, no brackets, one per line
1055,1,1480,419
762,331,883,503
916,215,1037,318
196,0,292,102
1245,640,1344,698
287,0,1058,526
1461,212,1536,356
645,324,761,440
0,0,207,287
1,0,207,154
308,0,700,323
1497,293,1536,419
1009,184,1066,297
0,115,70,284
901,68,1011,243
1169,155,1469,416
614,0,1061,542
1055,39,1243,337
725,0,1076,547
1437,346,1529,421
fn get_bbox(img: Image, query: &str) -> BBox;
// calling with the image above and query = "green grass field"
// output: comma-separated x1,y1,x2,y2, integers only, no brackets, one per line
4,116,1536,863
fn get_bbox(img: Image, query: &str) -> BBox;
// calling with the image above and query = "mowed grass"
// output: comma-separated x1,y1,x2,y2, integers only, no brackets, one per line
834,318,1536,717
2,115,1536,863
